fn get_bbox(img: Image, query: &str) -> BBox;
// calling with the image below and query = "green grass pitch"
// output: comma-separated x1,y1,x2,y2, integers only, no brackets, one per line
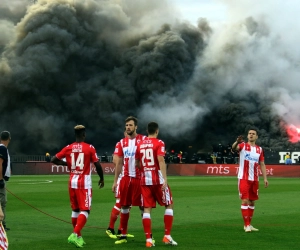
5,175,300,250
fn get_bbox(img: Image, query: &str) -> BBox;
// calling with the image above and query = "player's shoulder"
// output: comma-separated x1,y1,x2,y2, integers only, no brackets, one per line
0,145,7,158
152,138,165,146
0,145,6,151
157,138,165,144
63,143,72,149
119,137,128,145
256,145,263,152
79,142,96,150
136,134,147,140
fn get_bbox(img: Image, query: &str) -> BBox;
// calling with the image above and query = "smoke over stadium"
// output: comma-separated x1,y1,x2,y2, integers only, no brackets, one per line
1,0,300,155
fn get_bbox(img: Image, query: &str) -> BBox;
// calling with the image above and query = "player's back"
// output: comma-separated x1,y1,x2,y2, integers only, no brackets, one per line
60,141,98,189
137,137,165,185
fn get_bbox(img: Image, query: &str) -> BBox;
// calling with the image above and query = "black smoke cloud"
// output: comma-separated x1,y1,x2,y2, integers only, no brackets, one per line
0,0,299,155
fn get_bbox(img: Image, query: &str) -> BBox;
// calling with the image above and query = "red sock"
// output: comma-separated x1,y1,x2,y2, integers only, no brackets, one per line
120,209,130,235
74,212,88,235
142,213,152,239
241,205,249,226
248,206,255,225
71,211,79,235
72,217,77,229
109,202,121,229
164,209,173,235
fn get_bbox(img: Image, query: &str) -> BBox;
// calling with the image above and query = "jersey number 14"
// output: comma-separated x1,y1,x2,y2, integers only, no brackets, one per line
70,153,84,170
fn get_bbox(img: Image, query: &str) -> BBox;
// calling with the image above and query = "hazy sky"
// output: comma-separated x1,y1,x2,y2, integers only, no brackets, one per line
170,0,227,25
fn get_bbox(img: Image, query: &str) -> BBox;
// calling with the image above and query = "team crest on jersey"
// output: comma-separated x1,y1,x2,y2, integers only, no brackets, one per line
72,144,82,152
124,148,135,157
245,153,259,162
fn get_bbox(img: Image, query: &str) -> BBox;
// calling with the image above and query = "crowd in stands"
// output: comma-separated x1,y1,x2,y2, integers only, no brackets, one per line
163,143,239,164
83,143,300,165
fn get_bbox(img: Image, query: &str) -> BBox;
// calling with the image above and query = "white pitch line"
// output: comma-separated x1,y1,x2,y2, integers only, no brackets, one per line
18,180,53,185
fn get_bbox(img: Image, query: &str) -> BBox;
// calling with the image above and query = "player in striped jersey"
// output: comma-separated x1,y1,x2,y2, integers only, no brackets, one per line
135,122,177,247
0,204,8,250
106,131,134,239
113,116,145,244
52,125,104,248
232,128,269,233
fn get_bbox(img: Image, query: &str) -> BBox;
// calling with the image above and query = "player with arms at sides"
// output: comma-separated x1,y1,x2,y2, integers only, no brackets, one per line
135,122,177,247
106,130,134,239
232,128,268,233
112,116,145,244
51,125,104,248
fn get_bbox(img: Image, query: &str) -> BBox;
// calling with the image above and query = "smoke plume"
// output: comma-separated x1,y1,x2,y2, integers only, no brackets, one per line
0,0,299,155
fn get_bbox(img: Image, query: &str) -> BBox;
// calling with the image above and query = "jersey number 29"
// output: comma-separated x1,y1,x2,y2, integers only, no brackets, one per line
140,148,154,166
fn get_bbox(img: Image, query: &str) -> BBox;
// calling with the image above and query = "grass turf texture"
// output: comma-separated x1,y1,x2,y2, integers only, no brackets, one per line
5,175,300,250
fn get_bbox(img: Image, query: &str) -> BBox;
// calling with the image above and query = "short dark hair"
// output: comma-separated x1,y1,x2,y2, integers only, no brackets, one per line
147,122,159,135
248,128,258,135
0,131,11,141
125,116,138,126
74,125,85,138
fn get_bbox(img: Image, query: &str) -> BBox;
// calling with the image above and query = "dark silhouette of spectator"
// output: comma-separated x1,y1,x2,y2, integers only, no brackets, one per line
216,155,223,164
181,152,188,163
190,153,198,163
165,151,171,163
225,152,234,164
101,152,109,162
45,152,51,162
205,153,213,164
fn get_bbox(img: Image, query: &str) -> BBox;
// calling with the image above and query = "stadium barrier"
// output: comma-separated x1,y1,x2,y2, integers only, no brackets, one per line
11,162,300,177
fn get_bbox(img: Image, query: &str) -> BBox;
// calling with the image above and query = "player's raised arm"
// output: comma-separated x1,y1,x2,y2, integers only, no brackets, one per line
232,135,244,151
94,161,104,188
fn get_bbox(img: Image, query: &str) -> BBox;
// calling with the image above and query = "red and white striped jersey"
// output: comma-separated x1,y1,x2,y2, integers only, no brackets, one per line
0,223,8,250
136,137,165,185
237,142,264,181
56,142,99,189
115,134,146,178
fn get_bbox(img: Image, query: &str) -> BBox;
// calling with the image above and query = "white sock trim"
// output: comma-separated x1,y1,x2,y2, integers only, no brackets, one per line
143,213,151,219
72,211,79,218
121,208,130,214
165,209,173,216
80,211,89,218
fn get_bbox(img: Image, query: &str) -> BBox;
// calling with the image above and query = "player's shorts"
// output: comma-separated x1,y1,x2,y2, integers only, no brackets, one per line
69,187,92,211
141,184,173,208
118,176,141,207
238,179,259,201
115,175,122,199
